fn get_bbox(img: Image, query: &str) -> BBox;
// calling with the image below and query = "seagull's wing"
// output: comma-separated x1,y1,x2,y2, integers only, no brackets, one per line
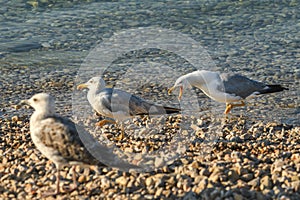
95,89,113,117
95,88,134,117
128,94,162,116
97,88,180,117
110,88,158,116
37,116,104,166
220,73,267,99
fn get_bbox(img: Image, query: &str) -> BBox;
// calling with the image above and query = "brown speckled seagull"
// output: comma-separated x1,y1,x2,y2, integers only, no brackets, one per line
20,93,107,196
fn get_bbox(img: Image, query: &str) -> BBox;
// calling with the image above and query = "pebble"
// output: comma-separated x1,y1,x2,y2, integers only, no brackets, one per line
154,157,164,168
115,176,128,186
78,175,86,183
11,115,19,122
145,177,153,187
228,169,239,182
260,176,273,190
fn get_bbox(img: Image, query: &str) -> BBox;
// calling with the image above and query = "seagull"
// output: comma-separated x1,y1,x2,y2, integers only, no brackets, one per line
168,70,288,114
20,93,108,196
77,77,181,140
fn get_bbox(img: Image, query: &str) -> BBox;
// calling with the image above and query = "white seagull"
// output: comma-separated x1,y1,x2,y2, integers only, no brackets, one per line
168,70,288,114
20,93,138,196
77,77,181,140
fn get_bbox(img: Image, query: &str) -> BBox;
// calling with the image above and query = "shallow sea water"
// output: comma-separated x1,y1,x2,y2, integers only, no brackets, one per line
0,0,299,125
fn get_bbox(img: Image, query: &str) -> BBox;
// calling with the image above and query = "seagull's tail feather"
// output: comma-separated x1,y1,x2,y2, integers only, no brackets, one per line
162,106,181,114
135,105,181,116
260,84,289,94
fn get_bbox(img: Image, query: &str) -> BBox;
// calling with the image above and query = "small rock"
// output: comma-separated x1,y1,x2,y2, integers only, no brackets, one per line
145,177,153,187
11,116,19,122
78,175,86,183
228,169,239,182
190,161,199,169
291,153,300,163
200,168,210,177
241,173,254,182
233,193,243,200
154,157,164,168
248,177,260,189
260,176,273,190
13,105,22,110
194,178,207,193
208,173,219,183
115,176,128,186
255,192,265,200
291,180,300,191
154,187,163,197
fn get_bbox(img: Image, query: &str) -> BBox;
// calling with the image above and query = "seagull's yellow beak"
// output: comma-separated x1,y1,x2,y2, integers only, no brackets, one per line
77,83,88,90
20,99,28,104
17,99,30,109
168,86,183,101
168,86,175,95
178,86,183,100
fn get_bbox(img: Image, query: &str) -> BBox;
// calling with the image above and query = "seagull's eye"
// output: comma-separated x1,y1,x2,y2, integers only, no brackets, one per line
90,80,94,84
33,98,38,102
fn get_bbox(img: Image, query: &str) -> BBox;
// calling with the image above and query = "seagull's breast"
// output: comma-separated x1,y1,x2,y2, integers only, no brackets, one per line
30,120,68,166
94,101,114,118
87,92,113,118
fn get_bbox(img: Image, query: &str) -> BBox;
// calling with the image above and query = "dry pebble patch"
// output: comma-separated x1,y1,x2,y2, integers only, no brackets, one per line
1,113,300,199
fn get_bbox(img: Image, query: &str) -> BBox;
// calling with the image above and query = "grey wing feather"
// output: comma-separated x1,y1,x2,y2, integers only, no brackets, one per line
128,95,154,116
101,88,154,116
113,89,174,116
220,73,266,98
98,89,113,112
128,94,180,115
100,88,179,116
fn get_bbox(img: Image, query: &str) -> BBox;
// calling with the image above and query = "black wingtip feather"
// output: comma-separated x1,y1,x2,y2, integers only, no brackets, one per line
135,106,181,116
163,106,181,114
260,84,289,94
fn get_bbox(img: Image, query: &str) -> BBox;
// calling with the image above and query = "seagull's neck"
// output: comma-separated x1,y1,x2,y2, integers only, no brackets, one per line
30,108,56,127
89,83,105,94
184,72,206,88
87,84,105,103
185,71,220,94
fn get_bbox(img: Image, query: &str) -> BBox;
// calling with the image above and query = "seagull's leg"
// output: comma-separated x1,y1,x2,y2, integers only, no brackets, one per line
95,119,116,127
224,103,233,114
232,101,245,108
229,101,246,111
56,168,60,194
42,166,61,197
60,166,78,193
68,165,78,192
224,101,245,114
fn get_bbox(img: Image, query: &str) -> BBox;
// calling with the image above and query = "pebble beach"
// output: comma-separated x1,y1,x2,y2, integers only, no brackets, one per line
1,1,300,199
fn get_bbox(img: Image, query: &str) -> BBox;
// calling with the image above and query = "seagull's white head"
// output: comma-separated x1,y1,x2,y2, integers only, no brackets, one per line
77,77,106,92
21,93,55,114
168,70,217,100
168,72,198,100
